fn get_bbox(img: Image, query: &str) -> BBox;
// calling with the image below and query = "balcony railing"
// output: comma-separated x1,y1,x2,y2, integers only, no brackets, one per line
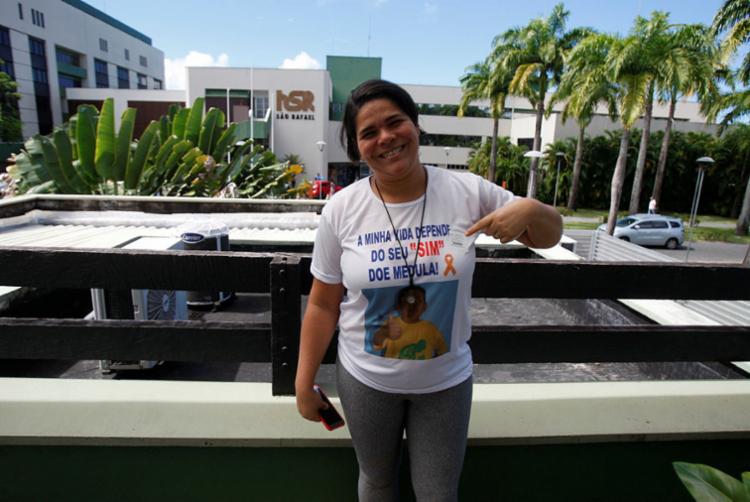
1,245,749,395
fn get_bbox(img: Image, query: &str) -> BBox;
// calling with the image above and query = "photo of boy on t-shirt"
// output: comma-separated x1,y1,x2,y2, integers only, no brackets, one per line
372,285,448,360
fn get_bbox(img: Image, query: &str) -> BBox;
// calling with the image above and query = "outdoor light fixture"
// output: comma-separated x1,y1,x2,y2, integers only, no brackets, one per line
685,156,715,263
689,156,714,228
315,140,326,152
523,150,544,199
553,152,565,208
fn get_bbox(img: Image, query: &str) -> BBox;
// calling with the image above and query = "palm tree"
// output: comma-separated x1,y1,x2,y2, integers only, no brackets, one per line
458,58,511,183
613,12,674,215
549,43,618,211
719,125,750,235
712,0,750,84
492,3,590,199
651,24,720,208
566,33,650,234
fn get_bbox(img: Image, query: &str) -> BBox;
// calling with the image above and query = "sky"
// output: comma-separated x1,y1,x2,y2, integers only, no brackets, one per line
84,0,728,90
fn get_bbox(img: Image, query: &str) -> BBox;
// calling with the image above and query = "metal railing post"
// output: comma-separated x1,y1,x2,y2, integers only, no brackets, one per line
270,254,302,396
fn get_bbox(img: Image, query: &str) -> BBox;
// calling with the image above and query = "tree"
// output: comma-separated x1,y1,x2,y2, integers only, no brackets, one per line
458,58,511,183
549,36,618,210
621,12,672,215
652,24,720,208
0,66,22,142
712,0,750,84
492,3,590,199
565,33,650,234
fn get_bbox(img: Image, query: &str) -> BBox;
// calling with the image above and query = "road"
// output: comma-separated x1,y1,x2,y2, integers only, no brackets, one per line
566,229,750,264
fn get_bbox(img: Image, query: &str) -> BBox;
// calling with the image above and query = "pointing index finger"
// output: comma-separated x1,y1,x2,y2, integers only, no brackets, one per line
465,213,491,236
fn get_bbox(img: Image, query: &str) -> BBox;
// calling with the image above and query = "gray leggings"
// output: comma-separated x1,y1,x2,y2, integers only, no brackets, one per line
336,363,472,502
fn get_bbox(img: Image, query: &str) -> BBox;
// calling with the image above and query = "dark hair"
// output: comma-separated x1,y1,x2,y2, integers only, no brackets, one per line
339,79,420,163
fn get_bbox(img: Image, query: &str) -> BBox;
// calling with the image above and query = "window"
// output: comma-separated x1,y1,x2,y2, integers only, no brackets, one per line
28,36,52,134
94,59,108,88
669,221,682,228
99,38,108,52
29,37,44,56
153,78,162,90
31,8,44,27
18,3,23,20
58,74,81,90
139,55,147,67
253,94,269,119
0,26,13,79
117,66,129,89
55,47,79,67
137,73,147,89
124,48,129,60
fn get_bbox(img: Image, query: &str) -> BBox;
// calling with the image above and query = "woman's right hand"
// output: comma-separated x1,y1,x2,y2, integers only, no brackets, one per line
296,386,327,422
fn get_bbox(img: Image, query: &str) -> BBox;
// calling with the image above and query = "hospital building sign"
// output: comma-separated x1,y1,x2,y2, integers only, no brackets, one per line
276,90,315,120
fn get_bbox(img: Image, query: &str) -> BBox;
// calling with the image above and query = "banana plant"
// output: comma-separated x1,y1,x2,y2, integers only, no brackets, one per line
7,96,293,199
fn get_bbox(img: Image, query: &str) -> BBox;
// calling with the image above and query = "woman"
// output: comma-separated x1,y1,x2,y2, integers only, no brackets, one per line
296,79,561,501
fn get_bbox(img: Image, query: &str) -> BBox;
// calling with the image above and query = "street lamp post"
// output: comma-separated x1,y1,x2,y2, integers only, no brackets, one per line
443,146,451,168
685,156,714,263
523,150,543,198
552,152,565,208
315,140,327,200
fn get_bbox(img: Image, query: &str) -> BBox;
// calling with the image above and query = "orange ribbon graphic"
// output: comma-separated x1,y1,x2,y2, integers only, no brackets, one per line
443,253,456,276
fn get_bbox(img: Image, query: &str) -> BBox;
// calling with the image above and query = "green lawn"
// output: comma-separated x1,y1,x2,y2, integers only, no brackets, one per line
559,208,750,244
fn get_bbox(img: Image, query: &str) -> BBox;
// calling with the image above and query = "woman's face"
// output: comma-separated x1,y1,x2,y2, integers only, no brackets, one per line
355,98,420,183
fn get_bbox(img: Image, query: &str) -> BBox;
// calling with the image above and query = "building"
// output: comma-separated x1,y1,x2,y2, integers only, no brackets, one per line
0,0,164,138
67,55,717,188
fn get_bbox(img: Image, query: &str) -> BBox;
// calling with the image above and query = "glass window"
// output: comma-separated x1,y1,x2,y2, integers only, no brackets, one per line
18,3,23,20
0,27,12,78
253,95,269,118
652,221,669,229
56,47,79,67
137,73,147,89
94,58,108,88
117,66,129,89
99,38,108,52
58,74,81,90
29,37,45,56
153,78,162,90
669,221,682,228
139,55,147,67
616,217,637,227
124,48,129,60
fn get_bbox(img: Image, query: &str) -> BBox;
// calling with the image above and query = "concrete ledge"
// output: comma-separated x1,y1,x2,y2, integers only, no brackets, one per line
1,378,748,446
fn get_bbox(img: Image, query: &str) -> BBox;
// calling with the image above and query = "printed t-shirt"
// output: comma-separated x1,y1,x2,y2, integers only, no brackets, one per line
311,165,516,393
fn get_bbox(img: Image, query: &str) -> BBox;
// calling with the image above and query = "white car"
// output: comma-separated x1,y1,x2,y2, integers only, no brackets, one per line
598,214,685,249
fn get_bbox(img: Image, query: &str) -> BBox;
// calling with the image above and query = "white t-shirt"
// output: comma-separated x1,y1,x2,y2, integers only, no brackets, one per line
311,165,516,393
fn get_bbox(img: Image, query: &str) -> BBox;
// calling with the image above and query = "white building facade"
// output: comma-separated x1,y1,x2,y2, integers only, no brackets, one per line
0,0,164,138
64,55,717,187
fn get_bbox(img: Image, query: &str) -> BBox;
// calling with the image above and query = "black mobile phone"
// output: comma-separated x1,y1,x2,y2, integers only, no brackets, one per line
314,384,345,431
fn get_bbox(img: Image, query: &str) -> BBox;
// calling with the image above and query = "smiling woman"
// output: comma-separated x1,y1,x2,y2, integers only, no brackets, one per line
295,79,562,501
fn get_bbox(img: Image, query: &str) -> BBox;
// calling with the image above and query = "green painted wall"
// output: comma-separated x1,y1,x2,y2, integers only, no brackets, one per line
1,440,748,501
326,56,382,121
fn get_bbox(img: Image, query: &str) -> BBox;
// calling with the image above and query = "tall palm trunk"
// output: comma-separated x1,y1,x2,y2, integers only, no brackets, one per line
607,128,632,235
567,124,586,211
737,160,750,236
652,96,676,206
527,76,548,199
628,83,655,214
489,116,499,182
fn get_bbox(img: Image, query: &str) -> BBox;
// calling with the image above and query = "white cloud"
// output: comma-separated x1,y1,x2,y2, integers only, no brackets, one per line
279,51,321,70
164,51,230,90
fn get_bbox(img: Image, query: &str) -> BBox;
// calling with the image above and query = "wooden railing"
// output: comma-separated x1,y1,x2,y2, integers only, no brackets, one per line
1,245,749,395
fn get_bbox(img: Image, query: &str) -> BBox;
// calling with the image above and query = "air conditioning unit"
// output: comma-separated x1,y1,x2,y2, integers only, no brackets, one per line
93,237,187,372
